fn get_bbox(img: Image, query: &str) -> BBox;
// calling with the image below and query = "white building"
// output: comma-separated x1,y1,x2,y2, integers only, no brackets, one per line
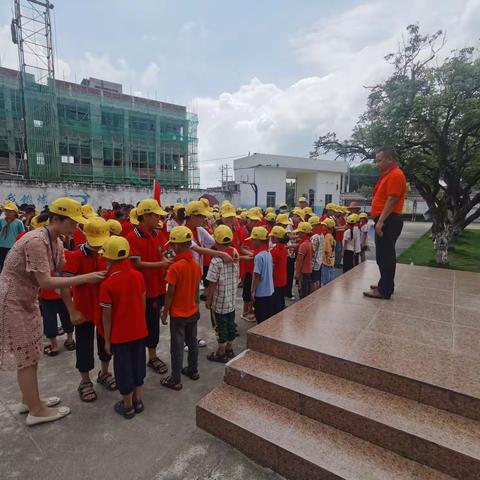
234,153,349,213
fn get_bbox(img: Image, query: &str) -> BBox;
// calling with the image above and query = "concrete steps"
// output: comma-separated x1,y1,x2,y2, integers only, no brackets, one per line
225,350,480,479
197,384,453,480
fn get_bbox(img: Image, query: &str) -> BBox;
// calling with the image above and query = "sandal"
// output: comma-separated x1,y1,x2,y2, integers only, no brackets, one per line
114,401,135,419
147,357,168,374
206,352,228,364
181,367,200,380
78,381,97,402
64,339,76,351
133,400,145,414
160,376,182,391
43,345,59,357
97,372,117,391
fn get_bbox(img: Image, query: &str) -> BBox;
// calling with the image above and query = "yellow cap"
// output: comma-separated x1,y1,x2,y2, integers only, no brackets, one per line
239,211,248,220
265,207,275,214
269,225,287,239
213,225,233,244
359,212,368,219
279,203,287,208
326,203,336,211
107,219,122,235
200,198,210,207
137,199,167,217
321,218,336,229
173,203,184,214
167,225,194,244
83,217,110,247
302,207,313,216
265,212,276,222
246,226,269,241
101,236,130,261
308,215,321,226
129,208,139,226
81,204,97,219
275,213,292,226
294,222,313,234
30,215,49,229
346,213,359,224
221,200,233,207
221,206,236,218
3,200,19,213
246,208,262,221
50,197,86,224
292,207,305,220
185,200,209,217
298,196,307,203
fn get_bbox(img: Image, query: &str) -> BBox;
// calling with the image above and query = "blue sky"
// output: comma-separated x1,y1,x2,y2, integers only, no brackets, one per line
1,0,479,186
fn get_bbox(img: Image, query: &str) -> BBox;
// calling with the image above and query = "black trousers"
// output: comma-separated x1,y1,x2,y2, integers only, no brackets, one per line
254,295,274,324
170,312,200,383
299,273,312,299
273,286,286,315
375,214,403,299
145,295,165,349
75,322,112,373
112,338,146,395
342,251,360,273
40,299,73,338
285,256,296,297
0,247,10,272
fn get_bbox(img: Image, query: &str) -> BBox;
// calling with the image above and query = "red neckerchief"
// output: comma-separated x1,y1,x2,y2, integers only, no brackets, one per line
273,243,286,253
312,227,323,235
372,162,398,197
299,237,311,247
137,224,157,238
106,259,132,278
173,250,194,263
185,224,199,244
218,246,236,259
254,244,268,257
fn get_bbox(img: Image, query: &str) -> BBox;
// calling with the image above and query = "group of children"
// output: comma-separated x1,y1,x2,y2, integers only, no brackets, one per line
1,194,371,420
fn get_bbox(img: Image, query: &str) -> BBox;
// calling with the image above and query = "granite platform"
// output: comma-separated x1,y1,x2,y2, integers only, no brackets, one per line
197,261,480,479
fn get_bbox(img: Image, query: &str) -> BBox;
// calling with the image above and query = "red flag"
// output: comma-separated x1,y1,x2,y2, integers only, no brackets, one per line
153,179,161,204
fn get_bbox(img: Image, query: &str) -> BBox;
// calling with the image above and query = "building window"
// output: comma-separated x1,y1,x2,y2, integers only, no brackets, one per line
33,119,43,128
266,191,276,208
308,189,315,207
325,194,332,205
61,155,74,164
36,152,45,165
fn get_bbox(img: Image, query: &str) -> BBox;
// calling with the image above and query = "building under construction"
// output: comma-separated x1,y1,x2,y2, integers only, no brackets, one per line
0,67,199,188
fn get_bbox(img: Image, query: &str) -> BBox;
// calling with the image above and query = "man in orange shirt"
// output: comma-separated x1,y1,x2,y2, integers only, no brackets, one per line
364,147,406,300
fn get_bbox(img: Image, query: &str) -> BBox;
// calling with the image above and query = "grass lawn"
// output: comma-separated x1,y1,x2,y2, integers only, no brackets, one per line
397,228,480,272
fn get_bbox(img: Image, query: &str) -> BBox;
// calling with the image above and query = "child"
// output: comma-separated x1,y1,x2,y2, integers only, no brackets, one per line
309,216,324,291
126,199,171,375
160,226,203,390
248,227,274,324
321,218,336,286
343,213,361,273
334,206,347,268
294,222,313,298
265,213,276,233
269,226,288,314
205,225,239,363
107,219,123,236
359,212,369,263
100,236,148,420
62,216,115,402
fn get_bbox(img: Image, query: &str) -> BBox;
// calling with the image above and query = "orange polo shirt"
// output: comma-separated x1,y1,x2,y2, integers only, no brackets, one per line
165,250,202,318
371,165,407,217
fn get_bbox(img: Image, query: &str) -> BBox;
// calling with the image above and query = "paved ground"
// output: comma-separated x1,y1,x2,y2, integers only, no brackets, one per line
0,221,430,480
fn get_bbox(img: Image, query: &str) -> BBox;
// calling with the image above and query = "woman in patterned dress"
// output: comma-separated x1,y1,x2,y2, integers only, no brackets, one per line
0,198,106,426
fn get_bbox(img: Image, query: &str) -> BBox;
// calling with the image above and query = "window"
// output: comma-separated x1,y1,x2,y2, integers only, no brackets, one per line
61,155,74,164
266,191,276,208
34,119,43,128
36,152,45,165
308,189,315,207
59,141,92,166
101,110,123,129
325,194,332,205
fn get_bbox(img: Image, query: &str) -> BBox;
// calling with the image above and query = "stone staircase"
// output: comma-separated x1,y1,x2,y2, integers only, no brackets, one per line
197,263,480,479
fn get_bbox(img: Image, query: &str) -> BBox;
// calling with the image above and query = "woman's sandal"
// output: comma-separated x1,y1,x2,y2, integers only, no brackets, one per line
64,339,76,351
206,352,229,364
114,401,135,419
78,381,97,402
181,367,200,380
147,357,168,374
43,345,59,357
97,372,117,391
160,376,183,390
133,400,145,414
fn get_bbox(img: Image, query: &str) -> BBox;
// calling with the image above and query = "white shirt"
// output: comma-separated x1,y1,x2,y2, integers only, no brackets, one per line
191,226,215,270
343,227,361,253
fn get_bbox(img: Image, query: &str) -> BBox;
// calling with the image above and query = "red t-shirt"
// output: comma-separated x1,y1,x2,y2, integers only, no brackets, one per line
99,260,148,343
73,227,86,248
271,243,287,288
165,250,202,318
119,219,134,237
63,245,107,323
296,238,313,274
335,216,346,242
126,226,167,298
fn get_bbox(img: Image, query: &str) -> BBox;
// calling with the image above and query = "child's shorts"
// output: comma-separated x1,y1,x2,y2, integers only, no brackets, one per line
311,268,322,284
112,338,146,395
212,311,236,344
242,272,253,302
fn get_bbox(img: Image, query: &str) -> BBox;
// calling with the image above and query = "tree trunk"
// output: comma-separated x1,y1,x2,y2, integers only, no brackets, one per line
431,218,453,265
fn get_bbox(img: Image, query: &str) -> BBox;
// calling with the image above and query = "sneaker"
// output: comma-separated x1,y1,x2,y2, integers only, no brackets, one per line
290,296,296,301
198,339,207,348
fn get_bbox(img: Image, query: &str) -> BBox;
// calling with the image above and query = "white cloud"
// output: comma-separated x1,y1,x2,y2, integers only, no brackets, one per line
194,0,480,187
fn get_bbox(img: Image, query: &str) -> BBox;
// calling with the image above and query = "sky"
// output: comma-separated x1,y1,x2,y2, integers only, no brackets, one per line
1,0,479,187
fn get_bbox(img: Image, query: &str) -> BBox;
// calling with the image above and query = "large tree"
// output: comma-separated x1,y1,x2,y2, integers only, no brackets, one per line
311,25,480,263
